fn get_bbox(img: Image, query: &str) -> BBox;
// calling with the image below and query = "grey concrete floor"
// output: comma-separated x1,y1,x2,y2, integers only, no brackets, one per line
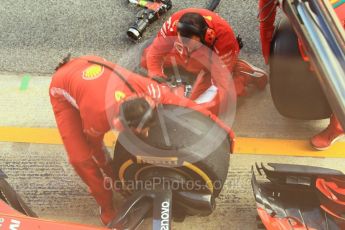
0,0,265,74
0,73,332,139
1,142,344,229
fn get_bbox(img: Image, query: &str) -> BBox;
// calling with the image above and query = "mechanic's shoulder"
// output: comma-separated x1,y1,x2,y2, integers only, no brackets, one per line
210,15,236,42
160,14,178,36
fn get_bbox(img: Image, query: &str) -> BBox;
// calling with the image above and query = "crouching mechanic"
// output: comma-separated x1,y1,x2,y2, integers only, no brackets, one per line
258,0,345,150
141,8,268,112
49,55,234,225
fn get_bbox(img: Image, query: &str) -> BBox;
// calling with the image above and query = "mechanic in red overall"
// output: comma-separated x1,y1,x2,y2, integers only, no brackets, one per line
258,0,345,150
49,55,235,225
141,8,268,113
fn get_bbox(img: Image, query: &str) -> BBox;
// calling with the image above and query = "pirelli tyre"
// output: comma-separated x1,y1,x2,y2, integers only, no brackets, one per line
269,17,332,120
112,105,231,198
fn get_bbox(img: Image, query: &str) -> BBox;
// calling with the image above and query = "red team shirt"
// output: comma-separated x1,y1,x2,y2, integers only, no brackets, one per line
144,8,240,77
141,8,239,112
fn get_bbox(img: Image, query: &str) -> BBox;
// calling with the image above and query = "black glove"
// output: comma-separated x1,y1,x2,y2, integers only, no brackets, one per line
152,76,168,84
236,35,244,50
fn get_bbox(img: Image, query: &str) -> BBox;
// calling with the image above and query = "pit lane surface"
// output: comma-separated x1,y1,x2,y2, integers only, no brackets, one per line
0,0,345,229
1,141,345,229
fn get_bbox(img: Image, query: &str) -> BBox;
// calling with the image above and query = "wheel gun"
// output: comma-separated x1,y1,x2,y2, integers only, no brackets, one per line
127,0,172,41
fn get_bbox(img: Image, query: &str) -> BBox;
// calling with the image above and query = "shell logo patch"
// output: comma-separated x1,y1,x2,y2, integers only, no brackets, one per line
82,64,104,80
115,91,126,102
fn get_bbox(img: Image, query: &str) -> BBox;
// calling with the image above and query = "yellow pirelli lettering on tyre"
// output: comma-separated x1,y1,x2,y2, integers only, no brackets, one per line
136,156,178,166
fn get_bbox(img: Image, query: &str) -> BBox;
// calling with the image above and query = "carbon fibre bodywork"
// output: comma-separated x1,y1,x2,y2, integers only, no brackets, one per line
252,163,345,230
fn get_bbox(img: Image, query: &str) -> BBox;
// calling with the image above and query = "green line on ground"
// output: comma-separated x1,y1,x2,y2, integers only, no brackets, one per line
20,75,31,91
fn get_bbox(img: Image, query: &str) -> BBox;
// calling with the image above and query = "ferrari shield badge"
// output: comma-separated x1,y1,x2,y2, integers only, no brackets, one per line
115,91,126,102
82,64,104,80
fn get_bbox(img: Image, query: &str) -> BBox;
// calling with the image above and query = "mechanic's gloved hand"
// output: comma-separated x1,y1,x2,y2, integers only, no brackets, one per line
236,35,244,50
151,76,168,84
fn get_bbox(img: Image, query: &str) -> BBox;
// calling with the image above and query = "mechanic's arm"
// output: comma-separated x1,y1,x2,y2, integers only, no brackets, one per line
208,30,239,109
50,96,104,164
210,57,235,114
146,17,176,78
259,0,277,64
82,115,112,168
215,27,240,73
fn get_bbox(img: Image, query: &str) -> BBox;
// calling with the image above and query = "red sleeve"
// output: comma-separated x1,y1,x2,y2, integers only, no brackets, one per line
204,15,239,107
259,0,277,64
210,54,234,114
146,15,178,77
86,134,110,167
214,24,240,73
203,28,236,106
50,95,97,163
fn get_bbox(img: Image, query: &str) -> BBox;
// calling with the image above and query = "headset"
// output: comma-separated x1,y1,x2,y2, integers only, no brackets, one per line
177,21,216,46
118,97,155,131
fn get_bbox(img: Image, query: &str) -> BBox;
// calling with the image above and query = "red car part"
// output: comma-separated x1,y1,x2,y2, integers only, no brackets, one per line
0,194,111,230
252,163,345,230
